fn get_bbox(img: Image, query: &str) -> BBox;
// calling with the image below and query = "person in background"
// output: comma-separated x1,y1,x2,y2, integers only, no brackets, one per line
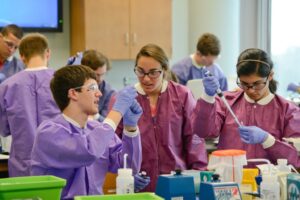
0,34,10,67
171,33,228,91
287,82,300,93
68,50,115,121
115,44,208,191
31,65,142,199
0,33,60,177
192,48,300,167
0,24,25,83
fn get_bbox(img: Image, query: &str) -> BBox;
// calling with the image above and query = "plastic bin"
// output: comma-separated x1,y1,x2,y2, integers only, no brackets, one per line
75,193,163,200
0,175,66,200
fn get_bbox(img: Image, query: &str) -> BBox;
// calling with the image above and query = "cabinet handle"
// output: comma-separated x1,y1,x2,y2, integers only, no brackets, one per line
132,33,137,45
125,33,129,45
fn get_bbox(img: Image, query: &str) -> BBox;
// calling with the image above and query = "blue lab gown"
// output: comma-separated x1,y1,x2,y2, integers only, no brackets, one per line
31,114,142,199
0,56,24,83
0,67,60,177
171,56,228,91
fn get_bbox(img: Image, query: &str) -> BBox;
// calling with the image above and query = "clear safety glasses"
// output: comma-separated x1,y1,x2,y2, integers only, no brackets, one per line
73,83,99,92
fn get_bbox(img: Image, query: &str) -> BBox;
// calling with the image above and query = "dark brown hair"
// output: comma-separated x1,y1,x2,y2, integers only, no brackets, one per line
50,65,96,111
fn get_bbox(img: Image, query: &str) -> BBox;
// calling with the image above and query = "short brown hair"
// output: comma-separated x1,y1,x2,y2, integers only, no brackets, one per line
1,24,23,39
81,49,111,71
196,33,221,56
50,65,96,111
19,33,49,61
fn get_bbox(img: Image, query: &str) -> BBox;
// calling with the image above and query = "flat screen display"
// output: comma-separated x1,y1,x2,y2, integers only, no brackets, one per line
0,0,63,32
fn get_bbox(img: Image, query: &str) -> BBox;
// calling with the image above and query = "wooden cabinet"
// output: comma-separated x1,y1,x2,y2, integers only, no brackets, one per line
71,0,172,60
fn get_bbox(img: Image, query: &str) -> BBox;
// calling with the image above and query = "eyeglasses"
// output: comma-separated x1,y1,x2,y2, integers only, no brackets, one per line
73,83,99,92
3,39,18,50
236,76,269,90
134,67,162,79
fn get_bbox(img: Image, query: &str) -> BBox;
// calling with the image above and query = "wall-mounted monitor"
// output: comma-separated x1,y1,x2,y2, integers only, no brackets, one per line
0,0,63,32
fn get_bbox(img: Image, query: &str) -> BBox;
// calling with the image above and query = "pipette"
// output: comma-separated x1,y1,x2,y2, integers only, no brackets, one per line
123,153,128,169
204,68,242,127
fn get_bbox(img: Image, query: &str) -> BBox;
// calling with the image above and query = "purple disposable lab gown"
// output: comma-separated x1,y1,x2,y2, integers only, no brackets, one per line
31,115,142,200
0,68,60,177
0,56,24,83
116,81,208,191
171,56,228,91
192,91,300,167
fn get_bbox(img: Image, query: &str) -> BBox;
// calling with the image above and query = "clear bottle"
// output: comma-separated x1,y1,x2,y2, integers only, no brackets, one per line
260,174,280,200
116,168,134,194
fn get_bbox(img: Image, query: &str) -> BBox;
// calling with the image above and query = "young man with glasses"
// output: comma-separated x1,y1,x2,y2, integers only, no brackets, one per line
67,50,115,122
192,48,300,168
114,44,208,192
0,33,60,177
171,33,228,91
31,65,142,199
0,24,25,83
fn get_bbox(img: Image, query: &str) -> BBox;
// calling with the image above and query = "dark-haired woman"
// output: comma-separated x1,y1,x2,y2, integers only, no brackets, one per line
192,48,300,167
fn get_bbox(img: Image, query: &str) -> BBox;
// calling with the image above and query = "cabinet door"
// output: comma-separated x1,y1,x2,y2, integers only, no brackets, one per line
84,0,130,59
130,0,172,59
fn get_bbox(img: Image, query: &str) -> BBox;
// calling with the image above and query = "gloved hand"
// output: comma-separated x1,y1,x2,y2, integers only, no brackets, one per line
287,83,300,93
134,173,150,192
123,100,143,126
202,69,220,96
112,86,138,116
238,126,268,144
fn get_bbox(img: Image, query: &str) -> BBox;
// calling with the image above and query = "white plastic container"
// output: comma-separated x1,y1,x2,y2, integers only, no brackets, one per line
260,174,280,200
276,159,291,172
116,168,134,194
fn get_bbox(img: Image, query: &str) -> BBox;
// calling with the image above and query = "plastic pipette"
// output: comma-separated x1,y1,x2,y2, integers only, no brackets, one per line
204,68,242,127
123,153,128,169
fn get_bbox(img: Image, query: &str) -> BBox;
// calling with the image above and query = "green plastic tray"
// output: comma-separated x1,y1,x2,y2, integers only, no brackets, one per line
0,175,66,200
75,193,163,200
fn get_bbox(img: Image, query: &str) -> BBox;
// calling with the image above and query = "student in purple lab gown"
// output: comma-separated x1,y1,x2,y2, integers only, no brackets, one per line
114,44,208,192
31,65,142,199
0,33,60,177
171,33,227,90
192,48,300,167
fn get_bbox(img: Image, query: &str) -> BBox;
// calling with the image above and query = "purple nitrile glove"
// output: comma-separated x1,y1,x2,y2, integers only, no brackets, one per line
123,99,143,127
287,83,300,93
202,68,220,96
112,86,138,116
238,126,268,144
134,173,150,192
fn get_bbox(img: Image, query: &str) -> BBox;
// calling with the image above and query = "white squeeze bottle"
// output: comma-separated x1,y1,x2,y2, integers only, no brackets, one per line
260,173,280,200
116,153,134,194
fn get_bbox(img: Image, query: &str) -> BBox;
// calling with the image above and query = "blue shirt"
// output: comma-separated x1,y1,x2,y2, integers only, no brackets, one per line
0,56,25,83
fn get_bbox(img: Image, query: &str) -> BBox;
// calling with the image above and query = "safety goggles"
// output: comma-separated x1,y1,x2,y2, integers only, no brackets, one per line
73,83,99,92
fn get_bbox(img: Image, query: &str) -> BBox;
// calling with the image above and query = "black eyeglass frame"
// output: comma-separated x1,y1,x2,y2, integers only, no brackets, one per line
134,67,163,79
236,75,270,91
